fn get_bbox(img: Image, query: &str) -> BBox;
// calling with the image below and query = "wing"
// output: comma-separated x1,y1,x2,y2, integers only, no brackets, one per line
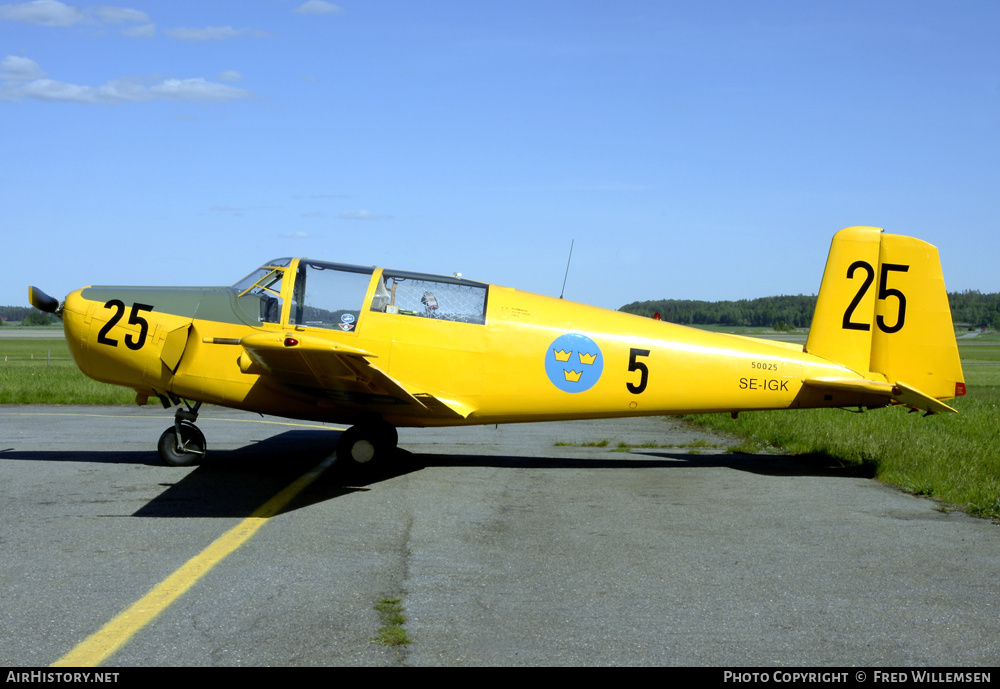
238,332,474,420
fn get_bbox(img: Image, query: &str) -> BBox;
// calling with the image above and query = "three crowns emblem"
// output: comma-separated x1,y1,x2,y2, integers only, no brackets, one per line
545,334,604,393
555,349,598,382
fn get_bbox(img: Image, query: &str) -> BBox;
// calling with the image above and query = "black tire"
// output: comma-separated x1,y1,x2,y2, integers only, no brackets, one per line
157,423,206,467
337,422,398,468
337,426,377,466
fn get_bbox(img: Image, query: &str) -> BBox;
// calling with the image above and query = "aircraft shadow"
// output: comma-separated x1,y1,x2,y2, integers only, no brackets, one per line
412,449,875,479
143,448,867,519
1,431,416,518
134,431,428,518
2,431,872,519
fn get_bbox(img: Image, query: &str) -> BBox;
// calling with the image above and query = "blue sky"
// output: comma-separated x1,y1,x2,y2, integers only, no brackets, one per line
2,0,997,311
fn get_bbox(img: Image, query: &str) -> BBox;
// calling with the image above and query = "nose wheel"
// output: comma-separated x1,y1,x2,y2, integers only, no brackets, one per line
157,401,206,467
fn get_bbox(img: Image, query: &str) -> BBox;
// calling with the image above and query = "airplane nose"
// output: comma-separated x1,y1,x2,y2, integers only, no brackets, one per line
61,289,91,368
61,289,87,321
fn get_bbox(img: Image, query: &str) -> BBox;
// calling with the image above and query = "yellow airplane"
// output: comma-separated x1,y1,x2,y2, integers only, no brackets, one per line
29,226,964,468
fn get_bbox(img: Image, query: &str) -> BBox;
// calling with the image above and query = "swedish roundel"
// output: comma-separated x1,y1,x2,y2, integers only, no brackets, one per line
545,333,604,393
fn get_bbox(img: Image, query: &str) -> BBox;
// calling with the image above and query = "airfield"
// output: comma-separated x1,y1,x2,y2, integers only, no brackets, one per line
2,406,998,666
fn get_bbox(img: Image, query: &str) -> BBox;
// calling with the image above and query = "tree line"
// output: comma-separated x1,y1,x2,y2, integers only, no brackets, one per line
0,305,57,325
618,290,1000,330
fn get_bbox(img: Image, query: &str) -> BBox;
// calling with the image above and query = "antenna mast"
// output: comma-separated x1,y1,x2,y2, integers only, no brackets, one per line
559,239,575,299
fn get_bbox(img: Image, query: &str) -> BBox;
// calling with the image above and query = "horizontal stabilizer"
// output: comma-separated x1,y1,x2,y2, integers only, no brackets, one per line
803,377,957,414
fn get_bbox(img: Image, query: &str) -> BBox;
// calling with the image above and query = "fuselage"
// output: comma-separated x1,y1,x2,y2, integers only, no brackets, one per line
60,257,879,428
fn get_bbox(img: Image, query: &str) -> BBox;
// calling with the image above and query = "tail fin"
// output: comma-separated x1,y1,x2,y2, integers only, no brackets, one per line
805,226,965,408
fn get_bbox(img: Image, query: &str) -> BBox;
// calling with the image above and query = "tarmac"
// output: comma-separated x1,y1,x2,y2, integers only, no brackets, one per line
1,405,998,666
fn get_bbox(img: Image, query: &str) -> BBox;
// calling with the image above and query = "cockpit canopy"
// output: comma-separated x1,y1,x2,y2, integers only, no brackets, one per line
232,258,488,329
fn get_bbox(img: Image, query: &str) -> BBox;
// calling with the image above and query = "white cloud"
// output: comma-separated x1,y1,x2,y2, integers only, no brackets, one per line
0,0,83,26
339,210,389,221
121,21,153,37
148,78,252,102
217,70,242,83
1,56,254,103
91,5,147,24
0,2,150,28
165,25,267,41
1,55,46,80
18,78,111,102
294,1,341,15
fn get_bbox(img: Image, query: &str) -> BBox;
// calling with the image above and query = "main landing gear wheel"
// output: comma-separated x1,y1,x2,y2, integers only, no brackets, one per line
157,400,206,467
337,422,398,470
157,423,206,467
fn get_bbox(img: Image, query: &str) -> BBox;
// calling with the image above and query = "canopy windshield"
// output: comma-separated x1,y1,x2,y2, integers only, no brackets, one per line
232,259,292,324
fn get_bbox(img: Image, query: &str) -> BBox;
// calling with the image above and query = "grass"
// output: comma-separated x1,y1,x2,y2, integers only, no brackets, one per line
0,337,72,361
556,438,725,452
373,597,413,646
686,340,1000,519
0,338,135,405
554,439,610,447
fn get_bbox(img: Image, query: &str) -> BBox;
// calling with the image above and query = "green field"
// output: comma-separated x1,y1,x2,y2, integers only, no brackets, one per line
687,333,1000,519
0,334,134,405
2,329,998,518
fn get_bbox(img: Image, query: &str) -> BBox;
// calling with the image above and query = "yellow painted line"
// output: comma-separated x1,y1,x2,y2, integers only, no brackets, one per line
51,452,339,667
199,416,346,430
